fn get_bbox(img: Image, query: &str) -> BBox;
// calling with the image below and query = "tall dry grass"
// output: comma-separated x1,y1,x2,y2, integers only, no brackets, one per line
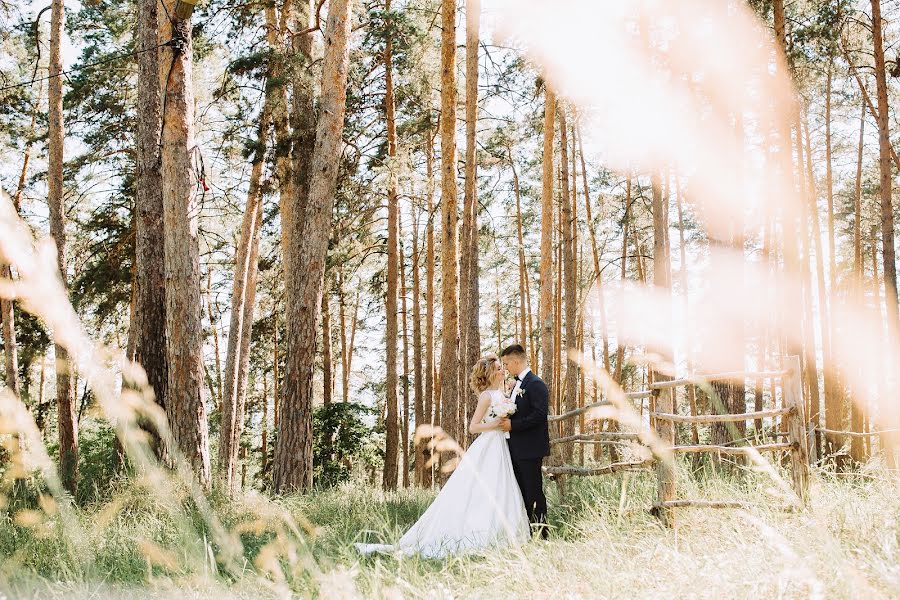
1,462,897,599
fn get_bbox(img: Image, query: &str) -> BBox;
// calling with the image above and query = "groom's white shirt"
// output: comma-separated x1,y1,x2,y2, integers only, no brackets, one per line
509,368,531,402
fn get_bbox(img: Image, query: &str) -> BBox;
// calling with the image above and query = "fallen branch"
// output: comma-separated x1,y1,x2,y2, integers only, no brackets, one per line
543,460,653,476
651,406,793,424
672,442,794,455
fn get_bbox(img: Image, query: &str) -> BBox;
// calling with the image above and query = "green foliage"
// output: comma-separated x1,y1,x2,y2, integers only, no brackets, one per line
312,402,381,488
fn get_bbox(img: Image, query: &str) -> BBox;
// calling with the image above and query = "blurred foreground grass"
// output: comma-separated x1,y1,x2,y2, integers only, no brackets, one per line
0,460,897,599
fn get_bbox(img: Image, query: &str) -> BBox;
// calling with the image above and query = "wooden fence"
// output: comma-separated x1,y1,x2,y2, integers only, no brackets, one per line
545,355,811,526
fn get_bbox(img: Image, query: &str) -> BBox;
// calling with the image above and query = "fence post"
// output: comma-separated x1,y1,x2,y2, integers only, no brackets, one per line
782,355,809,505
654,386,676,527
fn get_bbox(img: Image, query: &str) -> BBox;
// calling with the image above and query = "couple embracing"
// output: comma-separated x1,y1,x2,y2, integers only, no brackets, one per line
356,344,550,559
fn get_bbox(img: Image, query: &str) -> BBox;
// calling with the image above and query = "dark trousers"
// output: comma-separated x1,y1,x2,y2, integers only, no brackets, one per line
511,456,548,537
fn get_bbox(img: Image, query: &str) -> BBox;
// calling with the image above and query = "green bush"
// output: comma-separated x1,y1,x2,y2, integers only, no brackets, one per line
312,402,381,488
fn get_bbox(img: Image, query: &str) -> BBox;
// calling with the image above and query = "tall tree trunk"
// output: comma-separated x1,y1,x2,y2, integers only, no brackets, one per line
614,177,632,384
273,312,280,431
674,175,700,444
133,0,168,461
793,120,822,460
459,0,481,444
772,0,806,443
558,110,578,464
870,0,900,468
160,0,211,486
439,0,460,450
870,0,900,338
282,0,316,251
382,0,400,490
576,126,609,374
539,86,556,382
850,97,867,463
48,0,77,494
510,146,534,357
205,274,224,412
802,113,836,462
400,227,411,487
274,0,353,493
261,372,269,475
650,169,675,522
322,289,333,406
1,62,42,400
338,270,349,401
218,101,269,491
412,205,425,486
0,264,17,397
423,130,436,487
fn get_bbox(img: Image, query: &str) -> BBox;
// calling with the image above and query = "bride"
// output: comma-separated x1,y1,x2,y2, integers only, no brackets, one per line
355,354,530,558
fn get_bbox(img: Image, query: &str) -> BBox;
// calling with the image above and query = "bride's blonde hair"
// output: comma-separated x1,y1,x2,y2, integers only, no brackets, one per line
470,354,500,394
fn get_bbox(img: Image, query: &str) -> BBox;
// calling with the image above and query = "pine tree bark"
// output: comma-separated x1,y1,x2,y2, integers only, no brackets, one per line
323,304,335,411
412,205,425,485
48,0,77,494
400,228,411,487
614,177,632,384
205,275,224,412
539,87,556,382
382,0,400,490
281,0,316,251
338,270,349,401
558,110,578,463
261,371,269,475
133,0,168,459
802,113,837,462
850,97,867,463
792,120,822,460
510,145,534,358
159,0,211,486
870,0,900,339
273,0,353,493
218,102,269,492
439,0,460,450
576,127,610,375
1,71,43,400
423,131,436,487
458,0,481,443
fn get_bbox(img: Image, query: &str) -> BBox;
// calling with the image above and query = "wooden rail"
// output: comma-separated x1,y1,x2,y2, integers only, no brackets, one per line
650,406,793,424
543,460,653,477
672,442,794,455
544,356,809,527
654,499,750,509
648,370,788,390
816,427,898,438
550,432,640,445
547,391,652,422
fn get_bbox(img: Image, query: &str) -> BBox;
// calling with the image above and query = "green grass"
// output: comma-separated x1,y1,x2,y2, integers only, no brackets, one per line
1,461,898,599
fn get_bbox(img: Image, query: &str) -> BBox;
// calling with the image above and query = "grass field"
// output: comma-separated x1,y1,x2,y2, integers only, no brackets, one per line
1,461,898,599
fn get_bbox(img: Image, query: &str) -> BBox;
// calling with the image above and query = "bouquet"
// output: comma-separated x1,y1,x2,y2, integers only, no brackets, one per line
488,399,517,439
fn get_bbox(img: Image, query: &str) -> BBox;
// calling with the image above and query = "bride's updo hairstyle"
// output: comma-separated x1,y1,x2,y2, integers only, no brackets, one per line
470,354,499,394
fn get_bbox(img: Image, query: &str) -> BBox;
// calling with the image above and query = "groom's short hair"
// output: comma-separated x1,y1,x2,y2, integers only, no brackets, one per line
500,344,526,359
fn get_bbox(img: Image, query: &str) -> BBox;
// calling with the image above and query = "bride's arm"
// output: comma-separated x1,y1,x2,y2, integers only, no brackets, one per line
468,392,499,434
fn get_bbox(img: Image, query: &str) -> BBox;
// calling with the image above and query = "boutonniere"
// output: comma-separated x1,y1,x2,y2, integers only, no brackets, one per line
516,388,525,398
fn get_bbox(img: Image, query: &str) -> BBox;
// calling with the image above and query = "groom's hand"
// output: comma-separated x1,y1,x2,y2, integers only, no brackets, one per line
498,418,511,432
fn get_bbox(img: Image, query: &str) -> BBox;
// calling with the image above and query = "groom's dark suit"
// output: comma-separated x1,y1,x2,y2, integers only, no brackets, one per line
506,369,550,537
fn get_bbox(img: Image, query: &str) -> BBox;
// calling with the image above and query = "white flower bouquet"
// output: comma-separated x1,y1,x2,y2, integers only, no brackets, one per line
489,399,517,439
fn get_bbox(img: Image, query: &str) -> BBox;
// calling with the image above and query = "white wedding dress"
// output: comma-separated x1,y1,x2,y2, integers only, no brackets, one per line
355,389,530,558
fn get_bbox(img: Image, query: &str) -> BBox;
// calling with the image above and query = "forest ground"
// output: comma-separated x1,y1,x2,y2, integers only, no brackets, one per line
0,461,897,599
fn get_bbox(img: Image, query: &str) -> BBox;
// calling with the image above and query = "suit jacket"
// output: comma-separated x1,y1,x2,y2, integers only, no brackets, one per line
507,370,550,460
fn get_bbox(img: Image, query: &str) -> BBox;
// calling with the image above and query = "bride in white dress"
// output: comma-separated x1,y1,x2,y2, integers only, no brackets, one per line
355,354,530,558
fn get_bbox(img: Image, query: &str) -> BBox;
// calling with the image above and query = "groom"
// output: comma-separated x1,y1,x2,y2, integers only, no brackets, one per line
498,344,550,539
